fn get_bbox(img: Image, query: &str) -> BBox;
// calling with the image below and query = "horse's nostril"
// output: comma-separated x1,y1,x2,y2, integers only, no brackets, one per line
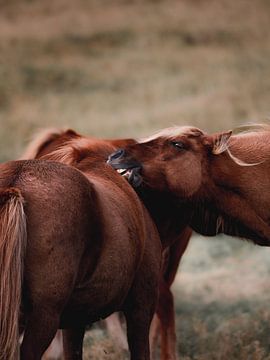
109,149,125,161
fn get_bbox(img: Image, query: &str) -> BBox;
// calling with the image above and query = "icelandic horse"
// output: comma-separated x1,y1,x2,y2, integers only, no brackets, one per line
108,124,270,358
22,128,193,360
108,124,270,246
0,156,161,359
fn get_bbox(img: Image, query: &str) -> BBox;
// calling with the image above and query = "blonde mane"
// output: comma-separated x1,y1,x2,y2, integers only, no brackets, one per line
138,126,204,143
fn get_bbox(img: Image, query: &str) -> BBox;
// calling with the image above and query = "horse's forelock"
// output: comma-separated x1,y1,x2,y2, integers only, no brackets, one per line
138,126,204,143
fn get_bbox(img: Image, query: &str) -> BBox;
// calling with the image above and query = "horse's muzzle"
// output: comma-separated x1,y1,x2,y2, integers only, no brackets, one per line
107,149,125,162
107,150,143,187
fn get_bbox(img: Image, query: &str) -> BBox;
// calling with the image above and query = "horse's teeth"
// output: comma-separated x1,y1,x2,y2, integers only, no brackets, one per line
117,169,127,175
123,170,131,178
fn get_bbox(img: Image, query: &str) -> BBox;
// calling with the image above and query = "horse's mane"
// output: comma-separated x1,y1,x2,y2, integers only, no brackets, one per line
41,145,76,165
20,128,67,160
191,200,266,245
191,123,270,245
21,128,117,166
41,136,117,166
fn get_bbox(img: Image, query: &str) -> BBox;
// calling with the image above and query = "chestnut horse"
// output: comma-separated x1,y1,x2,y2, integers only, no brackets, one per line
108,124,270,246
0,159,161,359
22,128,192,360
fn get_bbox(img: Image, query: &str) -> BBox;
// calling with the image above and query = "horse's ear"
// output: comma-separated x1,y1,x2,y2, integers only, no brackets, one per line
64,129,80,137
203,130,232,155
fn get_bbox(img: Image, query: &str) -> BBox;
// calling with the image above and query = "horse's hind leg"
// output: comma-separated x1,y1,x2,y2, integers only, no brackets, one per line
123,264,159,360
62,324,85,360
156,228,191,360
124,304,153,360
20,308,60,360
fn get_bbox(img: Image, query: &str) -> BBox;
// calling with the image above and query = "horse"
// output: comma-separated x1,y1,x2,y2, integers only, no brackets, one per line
0,159,161,360
22,128,193,360
107,124,270,247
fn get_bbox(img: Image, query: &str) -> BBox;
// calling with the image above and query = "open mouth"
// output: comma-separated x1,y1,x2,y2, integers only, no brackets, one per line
116,167,139,182
116,167,142,187
116,168,131,176
109,164,142,187
107,150,143,187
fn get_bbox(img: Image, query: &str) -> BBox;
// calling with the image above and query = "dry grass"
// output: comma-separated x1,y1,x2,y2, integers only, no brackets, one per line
1,0,270,358
174,235,270,359
1,0,270,160
82,236,270,359
83,328,128,360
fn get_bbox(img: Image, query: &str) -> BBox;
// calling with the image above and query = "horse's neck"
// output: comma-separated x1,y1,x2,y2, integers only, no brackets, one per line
202,143,270,246
208,131,270,189
229,132,270,163
136,188,192,247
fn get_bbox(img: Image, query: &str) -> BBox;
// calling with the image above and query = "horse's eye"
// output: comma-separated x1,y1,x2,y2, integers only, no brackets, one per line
171,141,185,150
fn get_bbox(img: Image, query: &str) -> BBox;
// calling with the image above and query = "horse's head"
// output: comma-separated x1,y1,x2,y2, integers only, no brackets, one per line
108,126,232,198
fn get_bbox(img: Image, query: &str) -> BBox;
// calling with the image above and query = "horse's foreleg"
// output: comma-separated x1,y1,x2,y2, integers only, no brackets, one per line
157,227,191,360
20,309,60,360
62,324,85,360
149,314,161,360
157,282,177,360
124,305,153,360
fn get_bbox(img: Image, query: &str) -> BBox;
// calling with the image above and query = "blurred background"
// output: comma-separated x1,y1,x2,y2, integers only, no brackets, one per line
1,0,270,359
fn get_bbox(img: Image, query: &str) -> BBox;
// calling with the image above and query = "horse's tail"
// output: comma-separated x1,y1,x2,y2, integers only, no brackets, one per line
0,187,27,360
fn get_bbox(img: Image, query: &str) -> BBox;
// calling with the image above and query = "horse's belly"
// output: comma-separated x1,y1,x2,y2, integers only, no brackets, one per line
60,266,134,327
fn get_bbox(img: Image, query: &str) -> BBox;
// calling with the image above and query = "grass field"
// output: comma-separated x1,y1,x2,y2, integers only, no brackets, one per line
1,0,270,358
80,235,270,360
